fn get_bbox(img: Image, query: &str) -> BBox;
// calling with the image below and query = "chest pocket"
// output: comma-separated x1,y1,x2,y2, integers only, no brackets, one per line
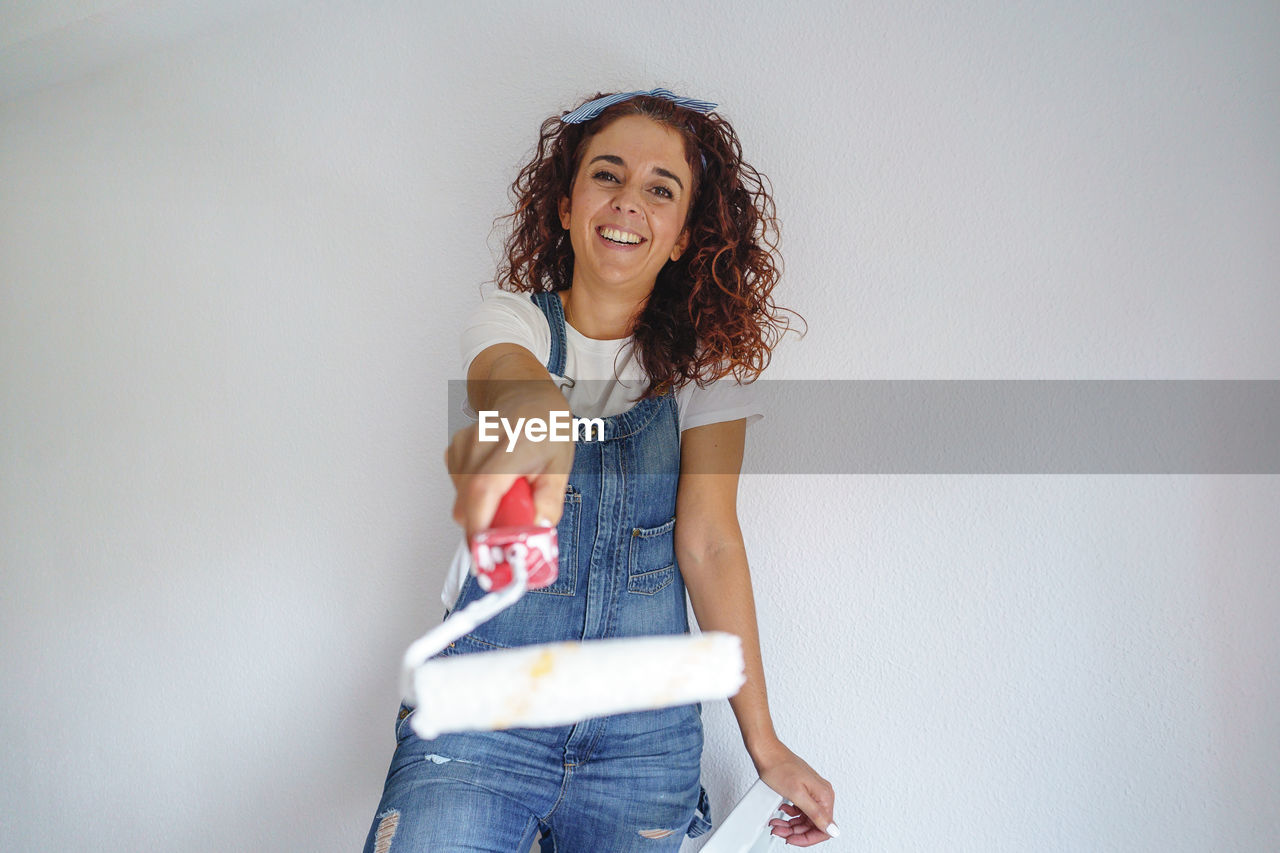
628,516,677,595
530,485,580,596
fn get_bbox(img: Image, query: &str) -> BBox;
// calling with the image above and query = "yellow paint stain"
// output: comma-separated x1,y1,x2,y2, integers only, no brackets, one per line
529,649,556,679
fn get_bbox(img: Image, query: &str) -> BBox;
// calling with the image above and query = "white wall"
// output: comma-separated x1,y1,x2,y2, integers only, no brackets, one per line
2,1,1277,850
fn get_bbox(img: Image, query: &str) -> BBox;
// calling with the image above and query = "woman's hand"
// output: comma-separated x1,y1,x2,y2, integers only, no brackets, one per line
752,740,839,846
444,414,572,539
448,343,575,538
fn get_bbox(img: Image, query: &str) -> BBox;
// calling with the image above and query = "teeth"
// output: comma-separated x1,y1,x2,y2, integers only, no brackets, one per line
599,226,642,245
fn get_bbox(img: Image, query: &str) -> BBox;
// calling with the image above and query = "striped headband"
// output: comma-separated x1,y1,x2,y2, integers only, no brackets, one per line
560,88,718,124
561,89,717,174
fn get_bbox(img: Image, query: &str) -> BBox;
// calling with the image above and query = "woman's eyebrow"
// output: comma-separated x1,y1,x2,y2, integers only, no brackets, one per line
587,154,684,191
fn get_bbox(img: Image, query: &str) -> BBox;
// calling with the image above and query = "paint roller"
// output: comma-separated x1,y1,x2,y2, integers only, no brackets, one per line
401,477,746,740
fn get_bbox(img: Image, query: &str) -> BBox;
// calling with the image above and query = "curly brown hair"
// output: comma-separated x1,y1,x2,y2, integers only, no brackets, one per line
495,92,803,395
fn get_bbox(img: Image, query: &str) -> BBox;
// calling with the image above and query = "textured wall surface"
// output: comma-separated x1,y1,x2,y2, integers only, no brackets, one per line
2,1,1278,850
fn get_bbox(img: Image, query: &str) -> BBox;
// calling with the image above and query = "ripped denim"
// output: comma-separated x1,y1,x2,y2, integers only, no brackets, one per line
361,702,711,852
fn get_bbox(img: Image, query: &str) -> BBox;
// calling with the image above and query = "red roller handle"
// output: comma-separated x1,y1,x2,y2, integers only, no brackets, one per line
469,476,558,592
490,476,536,528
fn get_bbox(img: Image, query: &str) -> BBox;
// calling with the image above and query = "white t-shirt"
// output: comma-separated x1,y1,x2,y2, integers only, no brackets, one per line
459,288,764,432
441,287,764,608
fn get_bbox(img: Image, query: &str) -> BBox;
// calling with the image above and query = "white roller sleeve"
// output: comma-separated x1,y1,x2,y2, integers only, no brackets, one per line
409,631,746,739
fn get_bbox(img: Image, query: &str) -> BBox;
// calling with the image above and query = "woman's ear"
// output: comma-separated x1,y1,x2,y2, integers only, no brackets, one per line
558,196,571,230
670,228,690,262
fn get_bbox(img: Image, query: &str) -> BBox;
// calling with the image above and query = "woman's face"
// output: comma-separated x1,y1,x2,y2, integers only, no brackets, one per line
558,114,693,296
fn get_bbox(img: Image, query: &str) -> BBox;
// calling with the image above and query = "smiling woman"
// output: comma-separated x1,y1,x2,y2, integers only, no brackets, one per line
362,89,835,852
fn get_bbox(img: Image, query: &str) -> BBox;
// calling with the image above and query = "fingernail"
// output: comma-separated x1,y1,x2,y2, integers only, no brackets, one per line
826,822,841,838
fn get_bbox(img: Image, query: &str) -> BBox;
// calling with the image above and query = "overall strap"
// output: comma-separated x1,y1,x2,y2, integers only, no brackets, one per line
530,291,568,377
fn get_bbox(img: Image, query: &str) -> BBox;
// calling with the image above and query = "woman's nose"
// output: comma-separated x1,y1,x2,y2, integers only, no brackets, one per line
611,184,641,214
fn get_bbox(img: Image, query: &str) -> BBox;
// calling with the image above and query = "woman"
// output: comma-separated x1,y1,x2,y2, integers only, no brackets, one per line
366,89,836,851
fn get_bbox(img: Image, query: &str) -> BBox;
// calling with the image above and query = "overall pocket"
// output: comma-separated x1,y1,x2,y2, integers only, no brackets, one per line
529,484,580,596
627,516,676,595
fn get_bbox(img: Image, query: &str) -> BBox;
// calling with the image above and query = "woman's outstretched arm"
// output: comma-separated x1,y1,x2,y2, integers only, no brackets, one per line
676,419,839,846
447,343,573,537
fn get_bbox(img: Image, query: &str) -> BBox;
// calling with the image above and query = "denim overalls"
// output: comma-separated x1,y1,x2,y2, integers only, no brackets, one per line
364,291,713,852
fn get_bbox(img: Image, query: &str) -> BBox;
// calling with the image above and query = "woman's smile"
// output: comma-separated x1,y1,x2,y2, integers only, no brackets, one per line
596,225,646,247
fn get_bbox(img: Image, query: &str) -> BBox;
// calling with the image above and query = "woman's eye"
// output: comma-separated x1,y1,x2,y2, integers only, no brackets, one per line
590,170,672,200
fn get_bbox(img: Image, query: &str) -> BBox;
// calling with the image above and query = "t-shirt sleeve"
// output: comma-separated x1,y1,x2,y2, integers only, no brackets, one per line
676,375,765,432
458,288,552,379
458,288,554,420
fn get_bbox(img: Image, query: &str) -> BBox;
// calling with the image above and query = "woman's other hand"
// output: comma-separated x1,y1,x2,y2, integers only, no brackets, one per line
753,740,839,846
